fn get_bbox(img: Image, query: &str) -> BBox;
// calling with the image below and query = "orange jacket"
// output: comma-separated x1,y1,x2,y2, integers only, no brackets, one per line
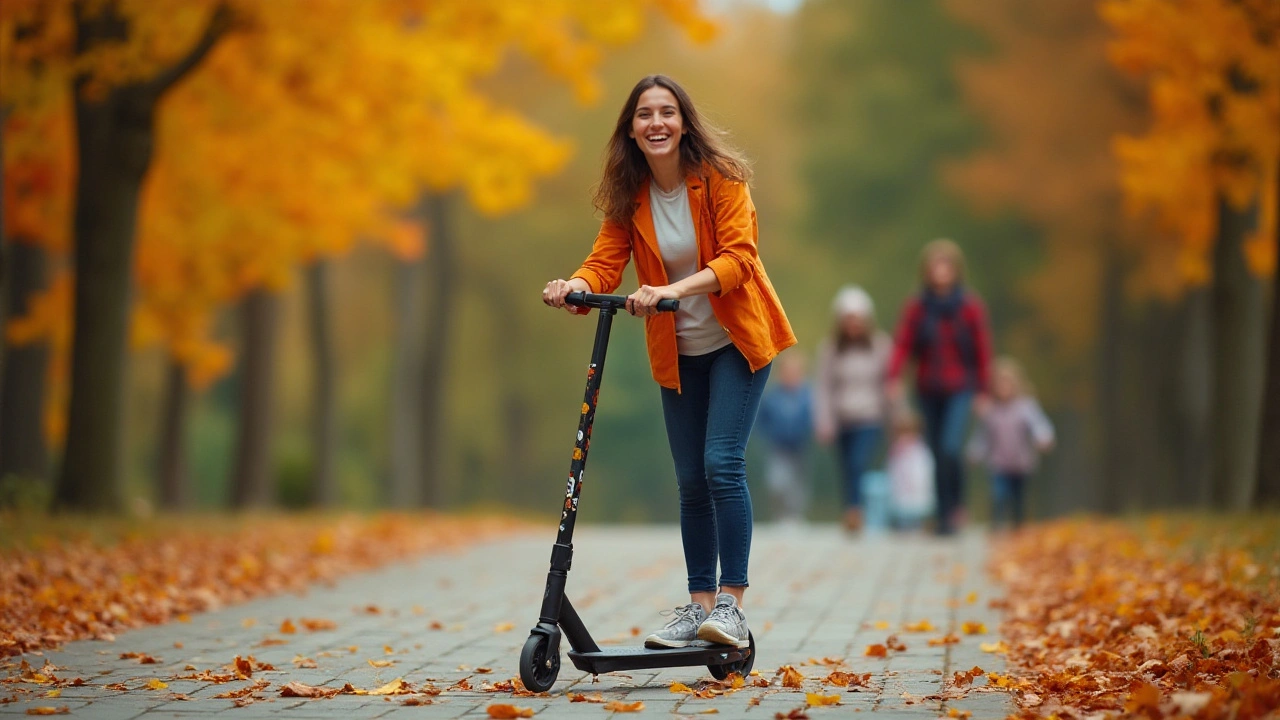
571,166,797,392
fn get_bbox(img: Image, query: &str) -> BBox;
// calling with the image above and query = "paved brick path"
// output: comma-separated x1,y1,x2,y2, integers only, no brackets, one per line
2,526,1011,718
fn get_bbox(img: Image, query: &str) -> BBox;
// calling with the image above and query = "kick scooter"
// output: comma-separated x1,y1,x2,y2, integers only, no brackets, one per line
518,291,756,692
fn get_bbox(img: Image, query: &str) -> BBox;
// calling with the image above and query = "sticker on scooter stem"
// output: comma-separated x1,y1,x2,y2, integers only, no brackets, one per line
566,475,575,497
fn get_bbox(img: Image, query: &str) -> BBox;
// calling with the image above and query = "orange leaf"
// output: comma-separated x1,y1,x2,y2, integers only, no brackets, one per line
602,700,645,712
24,708,69,716
280,619,297,634
864,644,887,658
279,682,339,698
486,704,534,718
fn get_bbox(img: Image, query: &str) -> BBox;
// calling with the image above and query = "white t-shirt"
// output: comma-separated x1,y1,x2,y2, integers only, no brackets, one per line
649,181,732,356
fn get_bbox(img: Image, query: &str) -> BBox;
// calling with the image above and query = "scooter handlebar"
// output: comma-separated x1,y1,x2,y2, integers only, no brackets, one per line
565,291,679,313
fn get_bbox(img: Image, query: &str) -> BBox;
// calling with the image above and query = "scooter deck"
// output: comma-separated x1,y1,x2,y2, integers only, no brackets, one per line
567,642,751,674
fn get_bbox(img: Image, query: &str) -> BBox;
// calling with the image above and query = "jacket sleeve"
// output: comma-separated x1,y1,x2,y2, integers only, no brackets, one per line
887,301,919,382
704,177,759,295
570,220,632,294
812,341,837,434
1023,398,1055,447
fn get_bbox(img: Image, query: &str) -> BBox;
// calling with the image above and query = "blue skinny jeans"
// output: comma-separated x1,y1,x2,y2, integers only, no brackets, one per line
660,344,771,593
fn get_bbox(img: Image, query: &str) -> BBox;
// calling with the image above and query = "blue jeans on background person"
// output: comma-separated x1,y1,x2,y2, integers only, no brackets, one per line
918,390,973,535
991,471,1027,529
660,345,771,594
836,424,882,509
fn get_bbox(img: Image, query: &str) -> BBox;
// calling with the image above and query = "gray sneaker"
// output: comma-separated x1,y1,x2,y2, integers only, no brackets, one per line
697,593,749,648
644,603,707,649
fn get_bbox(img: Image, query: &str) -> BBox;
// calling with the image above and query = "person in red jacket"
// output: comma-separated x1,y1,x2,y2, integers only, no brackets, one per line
887,239,992,536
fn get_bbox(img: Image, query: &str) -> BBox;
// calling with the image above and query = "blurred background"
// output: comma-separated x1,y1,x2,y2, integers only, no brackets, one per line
1,0,1277,523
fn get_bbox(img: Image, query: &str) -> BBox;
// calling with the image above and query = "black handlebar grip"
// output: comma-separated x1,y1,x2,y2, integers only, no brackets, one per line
563,291,679,313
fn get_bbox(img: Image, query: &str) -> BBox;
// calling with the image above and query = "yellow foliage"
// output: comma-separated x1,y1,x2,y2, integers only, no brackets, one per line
1,0,717,410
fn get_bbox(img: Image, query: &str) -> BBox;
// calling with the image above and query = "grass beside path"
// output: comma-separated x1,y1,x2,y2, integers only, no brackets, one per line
991,515,1280,720
0,511,524,658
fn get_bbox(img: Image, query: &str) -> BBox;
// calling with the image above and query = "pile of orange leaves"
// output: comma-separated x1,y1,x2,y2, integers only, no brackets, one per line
992,517,1280,719
1,512,521,656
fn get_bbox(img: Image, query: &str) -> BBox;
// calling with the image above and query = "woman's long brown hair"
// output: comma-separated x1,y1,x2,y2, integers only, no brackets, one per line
592,74,752,225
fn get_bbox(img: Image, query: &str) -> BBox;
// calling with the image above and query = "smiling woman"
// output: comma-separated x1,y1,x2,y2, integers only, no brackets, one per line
541,74,796,652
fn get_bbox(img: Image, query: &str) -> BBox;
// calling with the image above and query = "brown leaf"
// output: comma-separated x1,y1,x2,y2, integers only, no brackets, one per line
774,710,809,720
823,671,870,687
569,692,605,702
402,696,433,706
864,644,887,658
25,709,69,716
280,682,340,698
300,618,337,632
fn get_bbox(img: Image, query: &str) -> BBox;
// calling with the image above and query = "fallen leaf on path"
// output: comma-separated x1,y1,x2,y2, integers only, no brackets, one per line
978,641,1008,654
493,622,515,633
806,692,840,706
119,652,160,664
487,704,534,718
24,708,68,715
279,619,297,634
864,644,887,658
602,700,644,712
927,634,959,646
951,666,984,688
823,671,870,687
145,678,168,690
370,678,410,695
291,655,317,669
670,682,692,693
903,619,935,633
476,667,493,674
960,621,986,635
299,618,337,632
777,665,804,688
280,682,340,698
569,692,605,702
448,678,472,691
774,709,809,719
402,696,433,706
885,635,906,652
367,659,394,668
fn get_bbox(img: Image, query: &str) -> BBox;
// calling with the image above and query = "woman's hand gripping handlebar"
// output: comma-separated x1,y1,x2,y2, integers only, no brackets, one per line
565,291,679,314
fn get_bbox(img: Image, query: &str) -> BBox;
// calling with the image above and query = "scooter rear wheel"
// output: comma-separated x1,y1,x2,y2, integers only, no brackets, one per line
708,631,755,681
519,633,560,692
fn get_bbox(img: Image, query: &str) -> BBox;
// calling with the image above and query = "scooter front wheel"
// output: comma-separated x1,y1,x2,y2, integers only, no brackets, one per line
519,633,560,692
708,631,755,681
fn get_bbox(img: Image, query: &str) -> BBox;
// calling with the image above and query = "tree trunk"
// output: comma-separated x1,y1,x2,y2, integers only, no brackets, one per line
1178,289,1213,506
388,255,424,506
156,356,189,510
1255,168,1280,508
418,193,456,508
1095,239,1127,513
230,288,280,509
306,260,338,506
0,240,50,485
56,2,228,513
1209,195,1265,511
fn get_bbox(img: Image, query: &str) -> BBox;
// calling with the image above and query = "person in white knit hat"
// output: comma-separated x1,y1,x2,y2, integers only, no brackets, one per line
812,284,892,533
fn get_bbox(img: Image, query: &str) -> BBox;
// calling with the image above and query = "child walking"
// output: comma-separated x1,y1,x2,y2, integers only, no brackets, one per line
886,410,935,531
968,358,1054,530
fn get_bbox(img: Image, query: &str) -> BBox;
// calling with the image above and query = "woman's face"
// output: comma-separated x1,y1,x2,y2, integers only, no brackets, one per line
840,313,869,339
926,257,958,291
629,86,684,163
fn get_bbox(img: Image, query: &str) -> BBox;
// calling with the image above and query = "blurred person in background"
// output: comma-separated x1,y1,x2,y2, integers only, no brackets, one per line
885,409,935,532
887,240,993,536
756,352,814,525
967,357,1054,531
813,285,892,533
543,74,795,651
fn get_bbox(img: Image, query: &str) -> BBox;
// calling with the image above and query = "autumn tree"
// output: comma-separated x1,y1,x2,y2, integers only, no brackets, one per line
1102,0,1279,510
944,1,1190,513
2,0,715,511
